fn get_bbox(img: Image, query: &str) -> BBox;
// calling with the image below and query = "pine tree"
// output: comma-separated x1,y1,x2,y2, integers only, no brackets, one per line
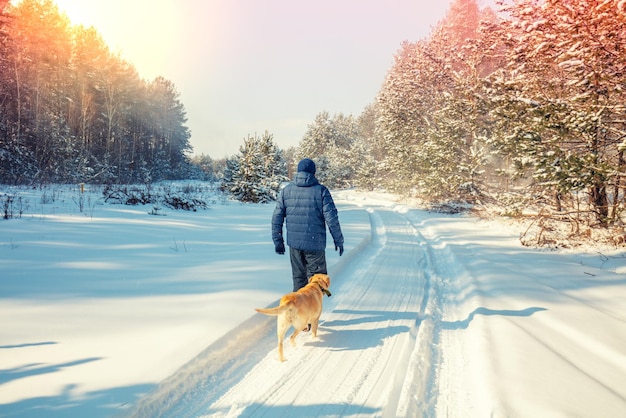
221,132,287,203
486,0,626,225
351,104,383,190
258,131,288,200
375,0,488,198
297,112,360,188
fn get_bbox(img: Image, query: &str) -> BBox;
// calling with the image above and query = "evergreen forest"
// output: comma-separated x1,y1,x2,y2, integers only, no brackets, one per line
0,0,195,185
2,0,626,243
292,0,626,242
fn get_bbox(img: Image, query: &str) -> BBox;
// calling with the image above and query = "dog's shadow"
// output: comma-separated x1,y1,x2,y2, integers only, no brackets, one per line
304,309,414,352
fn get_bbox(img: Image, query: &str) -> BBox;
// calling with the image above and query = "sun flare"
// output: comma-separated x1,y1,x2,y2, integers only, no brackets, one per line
52,0,186,80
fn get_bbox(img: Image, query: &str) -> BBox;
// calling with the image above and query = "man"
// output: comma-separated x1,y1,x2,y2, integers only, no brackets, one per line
272,158,344,291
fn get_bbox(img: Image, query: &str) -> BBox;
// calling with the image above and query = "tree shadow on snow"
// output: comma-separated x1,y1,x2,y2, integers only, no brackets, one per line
0,357,102,385
0,341,57,349
0,354,154,418
441,306,547,330
211,401,381,417
0,382,155,418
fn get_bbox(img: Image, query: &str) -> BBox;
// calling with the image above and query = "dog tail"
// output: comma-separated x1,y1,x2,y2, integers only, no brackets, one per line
255,304,289,316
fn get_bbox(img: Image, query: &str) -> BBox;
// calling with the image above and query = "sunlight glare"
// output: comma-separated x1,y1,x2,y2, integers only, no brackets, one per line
53,0,186,80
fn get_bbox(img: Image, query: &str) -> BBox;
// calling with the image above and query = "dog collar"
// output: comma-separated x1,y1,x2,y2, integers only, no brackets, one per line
318,283,332,297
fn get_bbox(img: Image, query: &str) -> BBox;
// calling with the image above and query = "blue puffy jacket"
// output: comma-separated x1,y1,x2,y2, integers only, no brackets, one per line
272,171,344,252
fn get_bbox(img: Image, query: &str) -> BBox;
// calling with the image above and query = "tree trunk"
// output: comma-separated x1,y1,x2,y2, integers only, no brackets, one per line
590,181,609,226
610,149,624,222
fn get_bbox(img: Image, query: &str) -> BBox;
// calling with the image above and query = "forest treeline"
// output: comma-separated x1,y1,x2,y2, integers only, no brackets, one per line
224,0,625,243
375,0,625,236
2,0,626,242
0,0,197,185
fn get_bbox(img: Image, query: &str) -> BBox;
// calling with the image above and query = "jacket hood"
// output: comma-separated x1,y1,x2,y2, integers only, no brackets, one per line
294,171,319,187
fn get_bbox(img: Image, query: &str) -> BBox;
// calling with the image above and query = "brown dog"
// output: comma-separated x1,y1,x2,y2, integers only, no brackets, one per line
255,274,331,362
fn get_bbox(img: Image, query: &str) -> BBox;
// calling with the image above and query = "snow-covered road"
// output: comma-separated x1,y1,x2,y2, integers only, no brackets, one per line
123,197,626,418
125,206,433,417
4,186,623,417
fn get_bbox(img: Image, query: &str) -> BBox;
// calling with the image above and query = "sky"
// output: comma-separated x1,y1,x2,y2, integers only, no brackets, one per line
50,0,473,158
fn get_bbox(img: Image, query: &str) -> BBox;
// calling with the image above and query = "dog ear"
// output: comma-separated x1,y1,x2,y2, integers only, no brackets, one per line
318,274,330,288
310,274,331,290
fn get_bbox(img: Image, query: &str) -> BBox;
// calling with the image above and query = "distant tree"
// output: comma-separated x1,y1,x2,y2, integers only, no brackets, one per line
144,77,192,181
191,154,218,181
220,156,239,193
281,146,297,179
297,111,334,158
375,39,454,194
257,131,289,199
221,132,288,202
297,111,359,188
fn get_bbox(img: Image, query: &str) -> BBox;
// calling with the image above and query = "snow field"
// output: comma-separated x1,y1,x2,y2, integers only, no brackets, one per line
1,185,625,417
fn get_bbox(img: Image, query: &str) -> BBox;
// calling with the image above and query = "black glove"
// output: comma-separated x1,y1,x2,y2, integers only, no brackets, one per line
275,242,285,255
335,244,344,256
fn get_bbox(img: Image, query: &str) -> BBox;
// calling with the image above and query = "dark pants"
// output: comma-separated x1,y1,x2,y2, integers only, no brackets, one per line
289,248,327,291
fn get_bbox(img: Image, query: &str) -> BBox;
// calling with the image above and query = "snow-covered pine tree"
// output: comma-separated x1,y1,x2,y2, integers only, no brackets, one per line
297,111,335,158
418,0,491,202
351,104,383,190
297,112,339,188
374,0,498,201
221,132,287,203
258,131,289,200
487,0,626,225
296,112,359,188
376,40,437,194
219,156,239,193
323,114,359,188
229,135,263,202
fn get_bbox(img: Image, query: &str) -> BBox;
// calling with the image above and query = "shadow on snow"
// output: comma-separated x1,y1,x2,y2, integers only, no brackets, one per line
441,306,547,330
207,401,381,417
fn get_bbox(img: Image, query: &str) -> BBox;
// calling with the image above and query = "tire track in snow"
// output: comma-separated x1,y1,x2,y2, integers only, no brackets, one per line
199,208,429,417
401,210,626,417
123,206,439,418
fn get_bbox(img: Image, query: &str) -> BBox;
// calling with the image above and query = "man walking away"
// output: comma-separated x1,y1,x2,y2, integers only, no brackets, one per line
272,158,344,291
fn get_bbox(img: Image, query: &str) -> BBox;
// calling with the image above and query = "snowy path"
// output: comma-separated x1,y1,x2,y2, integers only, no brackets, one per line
204,209,427,417
406,209,626,418
125,206,437,417
122,199,626,418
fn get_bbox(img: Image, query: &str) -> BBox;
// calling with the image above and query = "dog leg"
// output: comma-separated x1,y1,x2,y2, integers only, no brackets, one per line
277,317,289,362
311,318,320,338
277,340,285,362
289,327,302,350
